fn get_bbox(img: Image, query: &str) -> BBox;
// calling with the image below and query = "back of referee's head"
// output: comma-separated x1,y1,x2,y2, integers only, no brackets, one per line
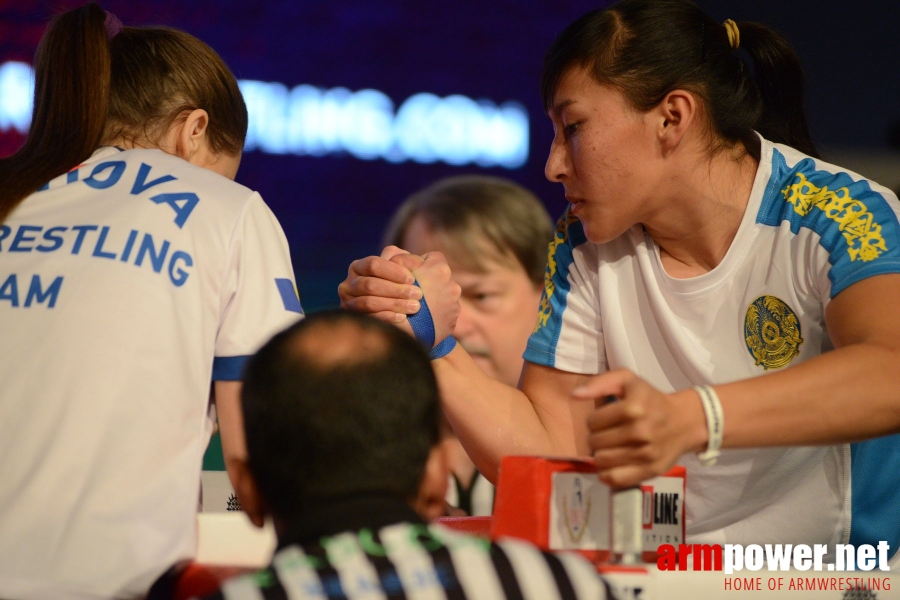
235,310,448,531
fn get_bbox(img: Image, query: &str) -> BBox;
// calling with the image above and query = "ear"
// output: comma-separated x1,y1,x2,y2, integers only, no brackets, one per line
231,458,269,528
173,108,211,161
412,442,451,521
654,89,698,152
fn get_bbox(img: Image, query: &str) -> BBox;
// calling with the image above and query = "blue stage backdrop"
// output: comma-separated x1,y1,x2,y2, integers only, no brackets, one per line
2,0,899,311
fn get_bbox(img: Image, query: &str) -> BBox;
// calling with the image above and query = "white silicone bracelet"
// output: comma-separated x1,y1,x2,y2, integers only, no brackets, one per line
693,385,724,467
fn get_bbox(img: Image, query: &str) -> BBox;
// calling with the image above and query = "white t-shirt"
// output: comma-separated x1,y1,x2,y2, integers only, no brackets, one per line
0,147,303,599
525,136,900,558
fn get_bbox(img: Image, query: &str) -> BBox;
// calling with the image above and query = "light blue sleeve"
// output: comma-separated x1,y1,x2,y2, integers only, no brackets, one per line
524,206,592,369
758,149,900,299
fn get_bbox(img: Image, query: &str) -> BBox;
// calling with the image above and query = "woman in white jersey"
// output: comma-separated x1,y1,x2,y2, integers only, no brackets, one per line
0,5,301,598
340,0,900,563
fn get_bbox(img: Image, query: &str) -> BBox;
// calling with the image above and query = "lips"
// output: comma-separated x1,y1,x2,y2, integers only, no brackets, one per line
567,195,586,215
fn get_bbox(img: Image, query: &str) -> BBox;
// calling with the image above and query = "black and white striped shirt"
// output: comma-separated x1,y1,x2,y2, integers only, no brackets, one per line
203,498,608,600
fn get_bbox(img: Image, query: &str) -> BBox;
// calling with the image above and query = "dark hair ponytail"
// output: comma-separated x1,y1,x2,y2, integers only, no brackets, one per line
738,21,817,157
541,0,818,159
0,3,111,224
0,4,248,226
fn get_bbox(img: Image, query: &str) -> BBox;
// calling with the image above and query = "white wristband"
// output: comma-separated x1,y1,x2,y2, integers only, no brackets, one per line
693,385,724,467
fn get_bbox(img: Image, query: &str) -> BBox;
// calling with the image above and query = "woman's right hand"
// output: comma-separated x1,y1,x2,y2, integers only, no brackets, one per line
338,246,461,346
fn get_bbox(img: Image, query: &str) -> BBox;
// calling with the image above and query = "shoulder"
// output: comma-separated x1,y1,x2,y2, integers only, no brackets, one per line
755,140,900,296
758,141,900,235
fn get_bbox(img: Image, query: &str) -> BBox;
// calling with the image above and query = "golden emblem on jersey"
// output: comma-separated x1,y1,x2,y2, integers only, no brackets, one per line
782,172,888,262
744,295,803,370
534,209,580,333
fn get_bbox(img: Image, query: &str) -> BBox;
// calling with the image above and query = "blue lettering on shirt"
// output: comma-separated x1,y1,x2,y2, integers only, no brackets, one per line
168,251,192,287
1,224,193,292
37,227,67,252
35,161,199,228
135,233,170,273
0,274,63,308
9,225,41,252
120,229,139,262
131,163,177,195
25,275,63,307
83,161,126,190
0,274,19,307
92,226,117,260
149,192,199,229
70,225,99,254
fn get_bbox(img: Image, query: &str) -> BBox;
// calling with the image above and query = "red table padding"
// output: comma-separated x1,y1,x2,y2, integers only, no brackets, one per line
172,564,254,600
433,515,493,537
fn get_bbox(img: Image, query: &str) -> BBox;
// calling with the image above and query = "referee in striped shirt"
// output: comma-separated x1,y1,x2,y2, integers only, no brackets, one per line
207,310,610,600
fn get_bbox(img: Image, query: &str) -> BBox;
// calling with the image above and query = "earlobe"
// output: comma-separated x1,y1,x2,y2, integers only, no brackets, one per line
657,90,695,148
175,109,210,162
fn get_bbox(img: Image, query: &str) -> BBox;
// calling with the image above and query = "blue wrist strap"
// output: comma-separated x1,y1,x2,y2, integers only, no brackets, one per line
429,335,457,360
408,281,457,360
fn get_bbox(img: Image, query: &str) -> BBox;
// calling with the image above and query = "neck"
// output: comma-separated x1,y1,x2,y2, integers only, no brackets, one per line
103,136,150,150
644,139,759,277
274,494,424,548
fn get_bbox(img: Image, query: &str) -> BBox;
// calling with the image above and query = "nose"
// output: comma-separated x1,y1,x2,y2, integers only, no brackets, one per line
544,137,569,183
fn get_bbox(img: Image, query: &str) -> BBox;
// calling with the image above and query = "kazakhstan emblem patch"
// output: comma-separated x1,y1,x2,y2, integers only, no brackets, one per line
744,295,803,370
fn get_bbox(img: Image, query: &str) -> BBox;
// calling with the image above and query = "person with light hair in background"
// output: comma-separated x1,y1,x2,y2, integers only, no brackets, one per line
381,175,553,516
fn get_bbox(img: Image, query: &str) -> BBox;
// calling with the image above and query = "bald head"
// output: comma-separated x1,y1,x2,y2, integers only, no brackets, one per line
284,317,391,374
240,311,441,521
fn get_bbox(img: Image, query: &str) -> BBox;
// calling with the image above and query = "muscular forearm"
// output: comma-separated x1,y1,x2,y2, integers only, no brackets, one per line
434,348,592,482
717,342,900,448
433,348,563,482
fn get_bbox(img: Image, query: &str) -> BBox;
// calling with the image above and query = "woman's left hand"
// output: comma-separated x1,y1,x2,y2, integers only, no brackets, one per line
572,369,707,488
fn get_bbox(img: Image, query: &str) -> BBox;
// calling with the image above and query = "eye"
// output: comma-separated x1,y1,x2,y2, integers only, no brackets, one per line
465,290,497,305
564,122,581,138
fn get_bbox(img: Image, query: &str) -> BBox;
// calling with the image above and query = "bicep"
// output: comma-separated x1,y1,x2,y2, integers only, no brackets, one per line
825,273,900,350
519,361,595,457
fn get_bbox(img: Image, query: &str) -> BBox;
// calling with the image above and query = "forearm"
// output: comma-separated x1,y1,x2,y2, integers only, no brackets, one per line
717,342,900,448
213,381,247,492
433,347,571,482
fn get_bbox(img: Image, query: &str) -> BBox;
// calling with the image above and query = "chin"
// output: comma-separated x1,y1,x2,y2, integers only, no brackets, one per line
574,207,632,244
581,221,624,245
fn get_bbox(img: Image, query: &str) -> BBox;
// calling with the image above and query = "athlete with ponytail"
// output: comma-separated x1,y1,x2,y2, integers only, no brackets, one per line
0,5,301,597
341,0,900,563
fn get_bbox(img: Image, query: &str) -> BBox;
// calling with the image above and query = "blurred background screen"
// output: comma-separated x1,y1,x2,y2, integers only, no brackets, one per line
2,0,899,311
